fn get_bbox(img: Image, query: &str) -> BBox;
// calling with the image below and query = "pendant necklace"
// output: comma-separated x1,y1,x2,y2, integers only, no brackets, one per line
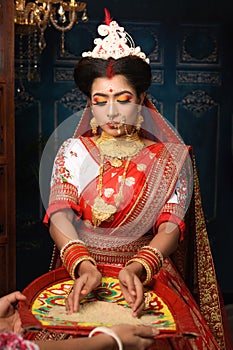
91,131,144,227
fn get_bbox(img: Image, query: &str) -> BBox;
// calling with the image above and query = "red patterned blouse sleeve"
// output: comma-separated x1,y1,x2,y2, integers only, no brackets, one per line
43,138,82,225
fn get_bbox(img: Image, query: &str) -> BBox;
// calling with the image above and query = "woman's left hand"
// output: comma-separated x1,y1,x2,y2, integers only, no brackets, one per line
118,266,145,318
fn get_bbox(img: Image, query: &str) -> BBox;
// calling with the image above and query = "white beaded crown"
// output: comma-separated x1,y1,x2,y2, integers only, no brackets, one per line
82,9,150,64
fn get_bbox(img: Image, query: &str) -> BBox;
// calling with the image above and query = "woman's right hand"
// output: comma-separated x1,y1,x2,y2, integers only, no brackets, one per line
66,260,102,313
111,324,158,350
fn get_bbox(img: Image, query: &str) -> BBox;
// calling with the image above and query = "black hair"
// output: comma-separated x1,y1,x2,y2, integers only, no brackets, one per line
73,56,152,98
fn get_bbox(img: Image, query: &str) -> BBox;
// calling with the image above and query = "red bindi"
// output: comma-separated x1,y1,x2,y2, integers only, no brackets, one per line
109,88,113,93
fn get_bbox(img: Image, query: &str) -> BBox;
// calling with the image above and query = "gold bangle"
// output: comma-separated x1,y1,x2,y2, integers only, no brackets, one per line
126,257,152,285
60,239,85,260
141,246,164,265
70,256,97,280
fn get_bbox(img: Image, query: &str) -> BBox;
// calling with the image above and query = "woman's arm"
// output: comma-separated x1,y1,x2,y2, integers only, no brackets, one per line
49,209,78,249
35,333,116,350
148,221,180,257
119,221,180,317
49,209,102,313
35,324,158,350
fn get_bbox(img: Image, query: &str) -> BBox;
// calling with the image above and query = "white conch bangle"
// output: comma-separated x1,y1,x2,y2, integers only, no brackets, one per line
88,326,123,350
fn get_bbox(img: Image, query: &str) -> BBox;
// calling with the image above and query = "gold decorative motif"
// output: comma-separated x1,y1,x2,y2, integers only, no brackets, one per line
109,158,123,167
96,131,144,160
92,197,117,227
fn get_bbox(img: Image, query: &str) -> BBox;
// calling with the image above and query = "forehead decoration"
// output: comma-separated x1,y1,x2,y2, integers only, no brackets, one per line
82,8,150,64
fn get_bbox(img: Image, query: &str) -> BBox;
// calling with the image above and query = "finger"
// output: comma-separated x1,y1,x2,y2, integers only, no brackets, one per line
119,282,136,306
65,292,74,313
119,271,137,296
131,280,144,314
7,291,26,304
134,325,160,337
73,283,85,312
119,279,137,305
132,299,145,318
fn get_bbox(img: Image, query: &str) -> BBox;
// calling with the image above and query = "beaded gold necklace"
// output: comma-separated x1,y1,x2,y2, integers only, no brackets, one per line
92,131,145,227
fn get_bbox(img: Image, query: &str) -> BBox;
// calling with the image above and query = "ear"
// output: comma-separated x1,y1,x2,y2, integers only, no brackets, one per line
139,92,146,105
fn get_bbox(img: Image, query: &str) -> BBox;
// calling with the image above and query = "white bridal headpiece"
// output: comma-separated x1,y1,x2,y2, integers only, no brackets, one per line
82,8,150,63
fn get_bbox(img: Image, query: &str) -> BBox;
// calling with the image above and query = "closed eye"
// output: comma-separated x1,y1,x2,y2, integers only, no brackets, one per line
93,96,107,106
94,101,107,106
117,94,133,104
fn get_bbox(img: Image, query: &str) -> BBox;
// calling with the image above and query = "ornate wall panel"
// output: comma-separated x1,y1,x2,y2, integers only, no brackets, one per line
176,71,221,86
177,25,220,67
175,90,220,220
175,24,222,223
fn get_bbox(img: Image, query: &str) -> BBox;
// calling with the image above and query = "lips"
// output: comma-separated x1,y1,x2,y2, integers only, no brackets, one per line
106,123,119,129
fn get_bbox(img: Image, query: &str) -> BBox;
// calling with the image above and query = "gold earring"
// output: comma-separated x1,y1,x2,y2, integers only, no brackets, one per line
90,117,98,135
136,106,144,131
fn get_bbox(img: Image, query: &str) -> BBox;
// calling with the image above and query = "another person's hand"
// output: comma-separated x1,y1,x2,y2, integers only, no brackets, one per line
118,265,145,318
66,260,102,313
0,291,26,333
111,324,158,350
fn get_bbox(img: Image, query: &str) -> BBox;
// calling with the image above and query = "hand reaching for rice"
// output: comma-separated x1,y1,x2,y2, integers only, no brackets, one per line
65,260,102,313
118,263,145,318
66,260,146,317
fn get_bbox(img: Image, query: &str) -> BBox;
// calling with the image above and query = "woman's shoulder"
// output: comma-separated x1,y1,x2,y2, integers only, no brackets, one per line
141,138,163,149
140,138,165,156
58,137,87,154
60,137,79,148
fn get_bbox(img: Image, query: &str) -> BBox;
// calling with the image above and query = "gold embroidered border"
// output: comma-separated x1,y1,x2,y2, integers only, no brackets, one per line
110,143,189,232
162,203,185,219
193,157,226,350
49,182,78,205
86,234,152,265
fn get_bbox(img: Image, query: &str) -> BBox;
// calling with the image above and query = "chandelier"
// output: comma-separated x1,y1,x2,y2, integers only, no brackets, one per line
14,1,88,84
14,0,88,53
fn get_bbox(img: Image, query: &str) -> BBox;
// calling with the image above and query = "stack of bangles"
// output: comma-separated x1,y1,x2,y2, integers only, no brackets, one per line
125,245,164,285
60,239,97,280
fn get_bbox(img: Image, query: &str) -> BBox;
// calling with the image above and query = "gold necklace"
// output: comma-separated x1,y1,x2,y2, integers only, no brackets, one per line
92,157,131,228
95,131,145,167
92,132,144,227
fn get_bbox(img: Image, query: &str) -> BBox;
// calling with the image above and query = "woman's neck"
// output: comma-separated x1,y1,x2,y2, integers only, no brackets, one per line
96,130,141,144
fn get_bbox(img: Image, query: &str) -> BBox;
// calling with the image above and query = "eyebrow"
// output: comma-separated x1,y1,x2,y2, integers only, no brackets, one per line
92,90,133,98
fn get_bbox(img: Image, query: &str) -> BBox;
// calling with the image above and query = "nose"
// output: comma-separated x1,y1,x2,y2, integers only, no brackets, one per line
107,102,119,119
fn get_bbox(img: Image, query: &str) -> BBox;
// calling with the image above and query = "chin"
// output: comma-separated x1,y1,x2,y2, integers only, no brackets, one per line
101,125,121,136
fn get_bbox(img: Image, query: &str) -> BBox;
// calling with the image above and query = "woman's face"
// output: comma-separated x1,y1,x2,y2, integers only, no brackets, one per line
90,74,144,137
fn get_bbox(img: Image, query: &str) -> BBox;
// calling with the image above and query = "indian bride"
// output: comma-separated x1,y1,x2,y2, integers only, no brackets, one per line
39,9,232,350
